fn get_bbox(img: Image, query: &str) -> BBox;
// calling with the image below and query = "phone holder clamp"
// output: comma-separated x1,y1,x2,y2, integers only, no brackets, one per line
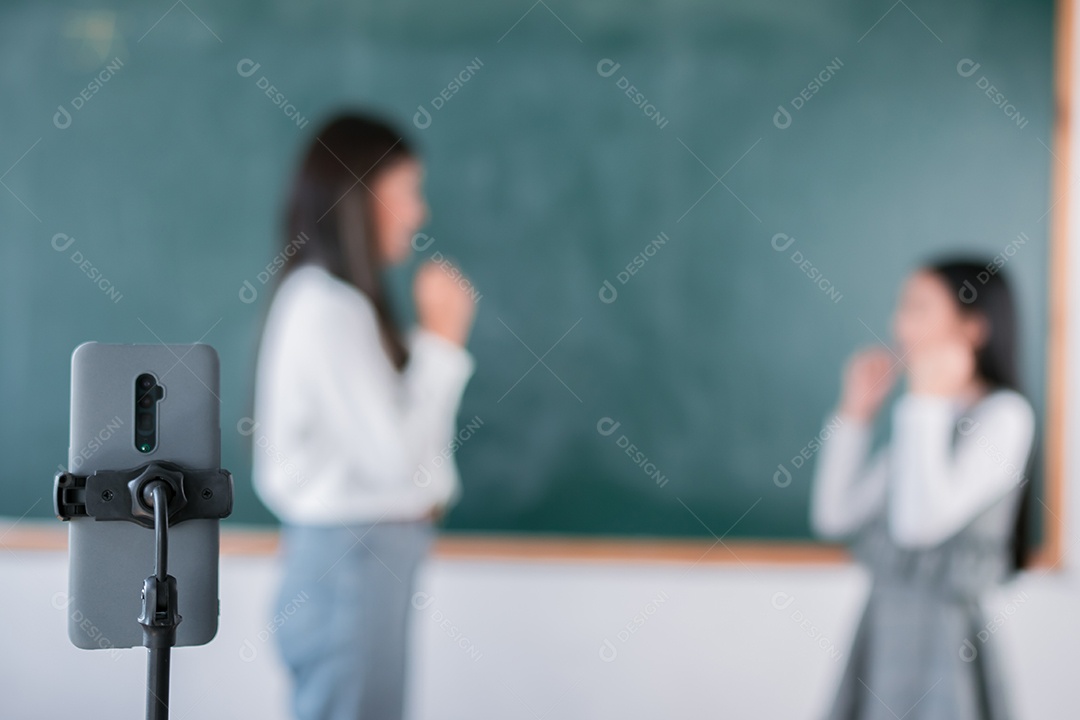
53,461,233,527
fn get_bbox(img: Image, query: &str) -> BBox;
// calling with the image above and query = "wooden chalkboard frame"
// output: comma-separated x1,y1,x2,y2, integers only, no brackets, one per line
1035,0,1073,572
2,0,1071,568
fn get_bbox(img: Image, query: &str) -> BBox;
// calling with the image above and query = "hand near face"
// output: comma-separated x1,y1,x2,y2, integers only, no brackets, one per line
414,260,477,347
839,347,898,422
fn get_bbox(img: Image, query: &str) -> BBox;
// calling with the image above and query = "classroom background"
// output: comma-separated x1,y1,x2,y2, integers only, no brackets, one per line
1,0,1076,717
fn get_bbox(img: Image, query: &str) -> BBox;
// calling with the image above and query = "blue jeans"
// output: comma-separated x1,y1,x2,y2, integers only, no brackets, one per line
273,519,435,720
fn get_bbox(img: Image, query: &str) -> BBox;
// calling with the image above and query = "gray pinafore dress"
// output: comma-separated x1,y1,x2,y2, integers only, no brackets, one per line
824,488,1021,720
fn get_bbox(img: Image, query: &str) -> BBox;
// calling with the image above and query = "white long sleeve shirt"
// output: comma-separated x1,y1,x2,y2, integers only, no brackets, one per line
810,390,1034,548
252,263,476,525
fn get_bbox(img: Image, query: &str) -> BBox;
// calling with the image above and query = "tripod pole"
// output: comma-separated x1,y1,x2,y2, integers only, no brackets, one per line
141,481,181,720
147,643,170,720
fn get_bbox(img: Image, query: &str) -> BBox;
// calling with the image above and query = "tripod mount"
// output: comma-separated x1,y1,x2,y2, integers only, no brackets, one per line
54,461,233,720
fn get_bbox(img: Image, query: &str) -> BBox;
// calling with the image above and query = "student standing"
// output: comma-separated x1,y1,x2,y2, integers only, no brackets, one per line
811,259,1035,720
252,113,477,720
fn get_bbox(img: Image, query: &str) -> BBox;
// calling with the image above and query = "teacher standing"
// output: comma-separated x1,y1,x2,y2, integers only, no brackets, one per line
253,113,477,720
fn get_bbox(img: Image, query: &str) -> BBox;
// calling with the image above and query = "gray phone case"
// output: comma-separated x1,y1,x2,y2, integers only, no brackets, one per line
67,342,221,649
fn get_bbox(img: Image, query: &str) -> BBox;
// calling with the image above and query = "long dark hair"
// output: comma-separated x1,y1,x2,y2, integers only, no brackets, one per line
278,113,416,369
926,258,1034,570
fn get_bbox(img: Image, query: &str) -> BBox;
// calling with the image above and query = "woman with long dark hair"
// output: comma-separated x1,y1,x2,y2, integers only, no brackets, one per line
252,113,477,720
811,259,1035,720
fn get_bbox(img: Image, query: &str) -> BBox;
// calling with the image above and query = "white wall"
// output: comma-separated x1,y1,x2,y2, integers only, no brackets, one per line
6,17,1080,720
1,542,1079,719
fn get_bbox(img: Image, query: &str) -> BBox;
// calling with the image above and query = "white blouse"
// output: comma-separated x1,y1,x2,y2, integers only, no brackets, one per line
810,390,1035,548
252,264,476,525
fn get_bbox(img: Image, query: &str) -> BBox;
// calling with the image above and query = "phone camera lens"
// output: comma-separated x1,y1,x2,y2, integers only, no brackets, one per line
134,373,159,453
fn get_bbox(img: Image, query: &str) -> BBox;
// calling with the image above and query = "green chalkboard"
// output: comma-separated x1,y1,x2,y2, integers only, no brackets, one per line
0,0,1053,541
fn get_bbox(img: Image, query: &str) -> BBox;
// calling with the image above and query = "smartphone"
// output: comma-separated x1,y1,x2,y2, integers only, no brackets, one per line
66,342,222,649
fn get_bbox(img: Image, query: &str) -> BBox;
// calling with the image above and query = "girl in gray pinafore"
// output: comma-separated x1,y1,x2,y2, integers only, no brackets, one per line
812,259,1036,720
